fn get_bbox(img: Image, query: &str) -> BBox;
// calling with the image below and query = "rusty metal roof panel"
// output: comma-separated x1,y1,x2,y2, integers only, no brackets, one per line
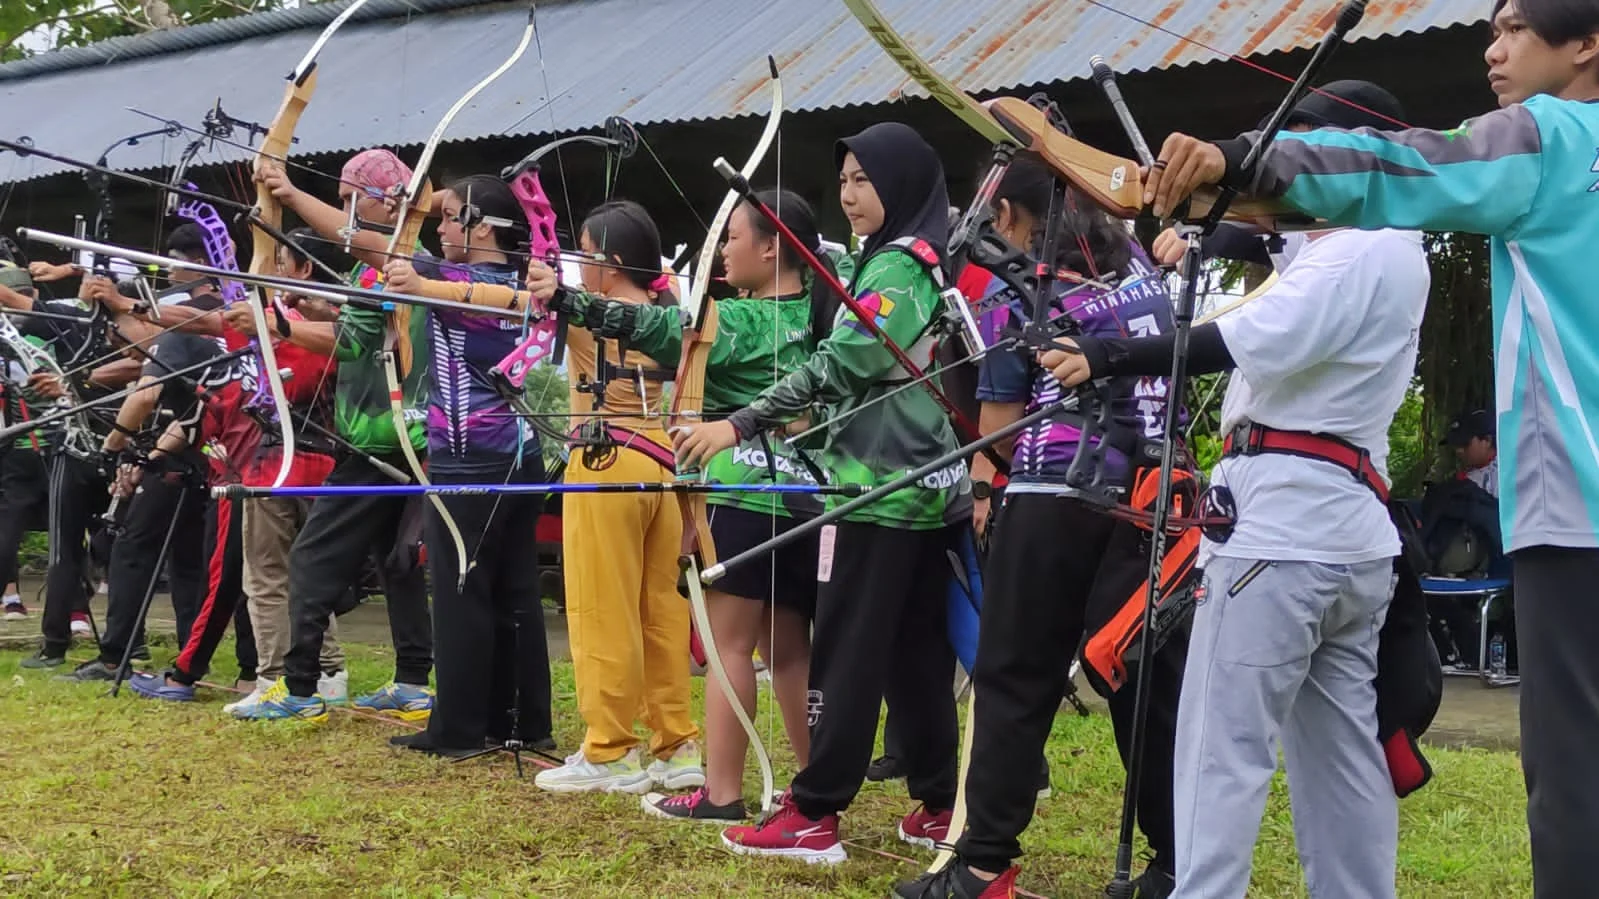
804,0,1488,105
0,0,1484,181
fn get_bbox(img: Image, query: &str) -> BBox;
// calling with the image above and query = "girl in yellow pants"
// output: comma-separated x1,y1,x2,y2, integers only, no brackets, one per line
533,200,702,794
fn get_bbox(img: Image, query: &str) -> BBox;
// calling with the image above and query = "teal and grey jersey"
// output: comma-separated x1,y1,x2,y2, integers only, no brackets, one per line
1219,95,1599,551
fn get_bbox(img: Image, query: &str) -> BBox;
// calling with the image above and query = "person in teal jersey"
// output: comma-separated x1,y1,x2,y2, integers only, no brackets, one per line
1141,2,1599,893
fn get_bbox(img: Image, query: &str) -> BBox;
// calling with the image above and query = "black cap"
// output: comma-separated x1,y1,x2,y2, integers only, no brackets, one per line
1258,79,1406,133
1443,409,1495,447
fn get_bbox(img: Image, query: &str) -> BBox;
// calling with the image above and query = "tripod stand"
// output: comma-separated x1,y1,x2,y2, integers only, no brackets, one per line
108,490,184,697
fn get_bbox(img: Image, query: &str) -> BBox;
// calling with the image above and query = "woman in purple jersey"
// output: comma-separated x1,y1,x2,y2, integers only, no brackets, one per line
383,174,552,757
899,153,1189,899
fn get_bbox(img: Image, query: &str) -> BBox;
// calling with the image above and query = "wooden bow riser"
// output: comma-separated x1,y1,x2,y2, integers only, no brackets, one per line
983,97,1320,230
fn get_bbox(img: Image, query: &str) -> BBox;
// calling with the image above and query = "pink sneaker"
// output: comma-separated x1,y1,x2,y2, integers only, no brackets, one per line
721,793,846,864
897,803,953,850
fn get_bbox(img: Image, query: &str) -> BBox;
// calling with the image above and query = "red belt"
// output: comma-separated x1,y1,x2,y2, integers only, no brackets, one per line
1222,423,1389,504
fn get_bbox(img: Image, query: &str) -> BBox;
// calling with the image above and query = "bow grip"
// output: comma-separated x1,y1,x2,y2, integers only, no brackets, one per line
491,320,559,393
509,170,559,259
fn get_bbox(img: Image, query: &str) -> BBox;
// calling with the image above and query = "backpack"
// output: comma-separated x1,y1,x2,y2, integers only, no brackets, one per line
1418,478,1502,578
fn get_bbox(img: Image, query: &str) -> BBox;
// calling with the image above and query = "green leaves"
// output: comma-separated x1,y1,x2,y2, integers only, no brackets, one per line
1,1,298,63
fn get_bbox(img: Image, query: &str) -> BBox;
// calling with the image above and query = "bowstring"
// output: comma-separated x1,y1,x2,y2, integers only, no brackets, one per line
762,139,782,785
1082,0,1413,130
466,0,598,568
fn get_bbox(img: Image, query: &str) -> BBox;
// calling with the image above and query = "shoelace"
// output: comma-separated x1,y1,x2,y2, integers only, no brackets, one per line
660,788,706,810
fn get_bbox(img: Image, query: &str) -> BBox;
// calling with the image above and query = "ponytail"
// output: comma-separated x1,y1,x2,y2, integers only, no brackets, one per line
745,189,845,347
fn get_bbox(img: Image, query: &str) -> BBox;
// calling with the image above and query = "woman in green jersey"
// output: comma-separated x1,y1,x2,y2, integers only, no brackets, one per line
676,122,971,863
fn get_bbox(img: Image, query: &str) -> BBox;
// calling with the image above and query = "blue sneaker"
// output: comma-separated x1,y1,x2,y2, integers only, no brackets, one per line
353,682,435,721
129,671,196,702
231,680,328,722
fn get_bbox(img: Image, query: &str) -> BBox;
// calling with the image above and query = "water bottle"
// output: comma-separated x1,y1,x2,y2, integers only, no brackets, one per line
1488,633,1507,677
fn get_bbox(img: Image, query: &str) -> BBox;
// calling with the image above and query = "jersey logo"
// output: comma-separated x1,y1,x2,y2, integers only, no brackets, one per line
848,290,895,336
1589,148,1599,193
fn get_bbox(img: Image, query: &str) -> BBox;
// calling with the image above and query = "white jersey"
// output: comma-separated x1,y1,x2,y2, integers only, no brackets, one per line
1202,228,1430,566
1466,459,1499,498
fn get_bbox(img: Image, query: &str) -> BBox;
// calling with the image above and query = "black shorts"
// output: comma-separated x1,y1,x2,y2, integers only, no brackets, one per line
707,505,818,618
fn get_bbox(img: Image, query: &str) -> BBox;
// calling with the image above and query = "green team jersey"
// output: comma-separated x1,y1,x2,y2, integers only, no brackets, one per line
739,249,971,529
333,264,430,454
579,289,828,518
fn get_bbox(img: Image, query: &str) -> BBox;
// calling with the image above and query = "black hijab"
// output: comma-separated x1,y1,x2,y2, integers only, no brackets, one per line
835,122,950,285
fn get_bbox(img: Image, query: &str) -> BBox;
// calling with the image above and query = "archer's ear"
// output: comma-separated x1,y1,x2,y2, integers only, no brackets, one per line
993,198,1013,232
1577,33,1599,68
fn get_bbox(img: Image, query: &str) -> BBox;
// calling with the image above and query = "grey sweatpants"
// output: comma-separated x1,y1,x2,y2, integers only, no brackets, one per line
1172,556,1397,899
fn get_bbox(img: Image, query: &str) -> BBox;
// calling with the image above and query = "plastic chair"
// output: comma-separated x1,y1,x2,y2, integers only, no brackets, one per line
1418,575,1516,687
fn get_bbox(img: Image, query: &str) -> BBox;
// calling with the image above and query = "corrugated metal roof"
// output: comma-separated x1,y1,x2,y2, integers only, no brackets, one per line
1,0,1485,181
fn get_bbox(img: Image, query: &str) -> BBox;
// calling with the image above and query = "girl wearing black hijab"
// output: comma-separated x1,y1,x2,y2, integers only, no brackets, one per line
675,122,971,863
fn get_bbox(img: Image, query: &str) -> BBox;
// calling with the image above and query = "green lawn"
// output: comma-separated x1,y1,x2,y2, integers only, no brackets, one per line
0,641,1530,898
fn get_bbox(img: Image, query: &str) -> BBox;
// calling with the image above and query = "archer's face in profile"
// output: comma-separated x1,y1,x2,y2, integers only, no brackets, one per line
339,183,396,229
1459,435,1497,469
720,205,775,294
838,152,885,238
1485,0,1599,106
576,228,615,295
167,251,205,286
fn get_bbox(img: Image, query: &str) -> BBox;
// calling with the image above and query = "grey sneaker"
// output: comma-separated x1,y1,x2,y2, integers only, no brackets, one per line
55,659,116,682
20,650,66,669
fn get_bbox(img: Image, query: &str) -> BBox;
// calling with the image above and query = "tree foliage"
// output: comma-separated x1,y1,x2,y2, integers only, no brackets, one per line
1415,231,1494,483
1,0,293,63
520,362,571,469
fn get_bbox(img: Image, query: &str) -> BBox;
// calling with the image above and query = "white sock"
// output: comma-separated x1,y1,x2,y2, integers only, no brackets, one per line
2,594,21,605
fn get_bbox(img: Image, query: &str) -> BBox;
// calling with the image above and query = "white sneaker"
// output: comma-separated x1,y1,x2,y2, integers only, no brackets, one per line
534,748,655,794
647,740,707,790
223,677,278,715
70,615,91,636
318,670,349,706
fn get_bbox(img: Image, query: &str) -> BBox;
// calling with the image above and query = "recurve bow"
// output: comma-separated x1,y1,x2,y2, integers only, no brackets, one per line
671,57,785,824
247,0,375,488
377,2,539,587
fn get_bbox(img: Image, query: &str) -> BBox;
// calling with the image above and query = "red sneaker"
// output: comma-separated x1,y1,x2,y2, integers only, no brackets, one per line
897,803,953,850
721,794,846,864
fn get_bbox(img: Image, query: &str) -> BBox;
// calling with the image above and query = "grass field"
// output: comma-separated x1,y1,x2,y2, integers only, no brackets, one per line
0,640,1531,898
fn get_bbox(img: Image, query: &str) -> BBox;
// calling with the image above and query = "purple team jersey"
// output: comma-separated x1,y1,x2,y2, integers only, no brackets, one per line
421,259,530,474
975,247,1176,485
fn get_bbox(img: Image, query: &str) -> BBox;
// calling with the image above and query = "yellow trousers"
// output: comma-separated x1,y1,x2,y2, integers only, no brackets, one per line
563,435,700,762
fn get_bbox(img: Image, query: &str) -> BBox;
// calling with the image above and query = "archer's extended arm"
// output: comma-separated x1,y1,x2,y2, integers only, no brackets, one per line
1217,102,1546,236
